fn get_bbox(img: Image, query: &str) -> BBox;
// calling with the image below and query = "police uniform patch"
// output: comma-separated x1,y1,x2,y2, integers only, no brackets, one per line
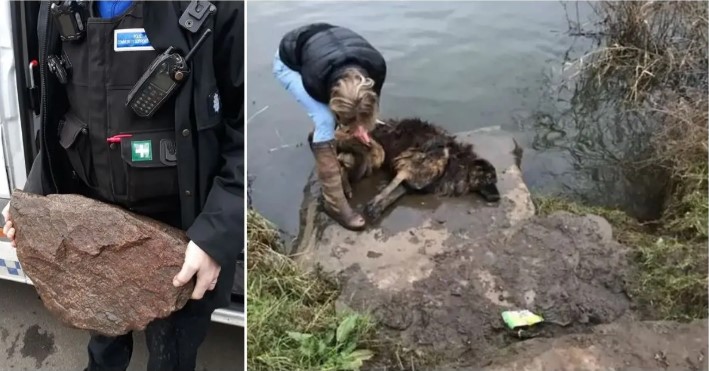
114,28,154,52
131,140,152,161
208,90,220,116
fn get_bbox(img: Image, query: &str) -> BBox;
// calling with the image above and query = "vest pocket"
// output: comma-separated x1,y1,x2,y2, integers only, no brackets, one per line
58,113,96,187
117,129,179,205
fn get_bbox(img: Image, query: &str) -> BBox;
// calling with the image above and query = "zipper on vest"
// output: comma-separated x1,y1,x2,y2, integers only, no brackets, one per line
40,4,58,193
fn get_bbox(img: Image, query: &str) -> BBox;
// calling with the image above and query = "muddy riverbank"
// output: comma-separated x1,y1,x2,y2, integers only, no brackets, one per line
291,130,652,368
246,1,708,369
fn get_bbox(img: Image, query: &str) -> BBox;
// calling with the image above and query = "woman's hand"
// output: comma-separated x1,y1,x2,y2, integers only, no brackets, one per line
2,203,16,247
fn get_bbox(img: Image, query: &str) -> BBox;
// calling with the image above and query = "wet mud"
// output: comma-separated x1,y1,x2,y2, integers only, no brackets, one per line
480,319,708,371
336,211,632,368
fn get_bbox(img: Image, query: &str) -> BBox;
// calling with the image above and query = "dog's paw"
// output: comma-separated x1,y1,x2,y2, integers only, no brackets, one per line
365,200,384,221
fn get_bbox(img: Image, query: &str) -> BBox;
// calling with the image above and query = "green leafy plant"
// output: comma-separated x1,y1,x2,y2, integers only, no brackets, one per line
286,314,374,371
247,210,375,371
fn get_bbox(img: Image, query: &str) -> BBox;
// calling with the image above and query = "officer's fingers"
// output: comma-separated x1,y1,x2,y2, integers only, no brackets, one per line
207,267,221,291
3,221,12,235
191,270,212,300
7,227,15,248
173,263,198,288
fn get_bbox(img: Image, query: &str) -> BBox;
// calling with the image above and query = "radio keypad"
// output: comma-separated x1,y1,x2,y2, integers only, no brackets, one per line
132,82,167,116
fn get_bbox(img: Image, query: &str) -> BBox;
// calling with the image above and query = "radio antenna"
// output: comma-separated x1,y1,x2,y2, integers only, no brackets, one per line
185,29,213,62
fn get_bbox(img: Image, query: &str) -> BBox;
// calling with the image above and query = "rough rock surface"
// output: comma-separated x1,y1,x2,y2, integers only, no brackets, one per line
10,191,193,336
294,130,637,368
480,320,708,371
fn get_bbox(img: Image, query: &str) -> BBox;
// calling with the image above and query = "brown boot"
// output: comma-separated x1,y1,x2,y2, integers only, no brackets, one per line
311,140,366,230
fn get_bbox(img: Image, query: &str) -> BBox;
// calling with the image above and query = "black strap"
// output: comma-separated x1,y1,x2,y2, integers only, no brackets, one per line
178,1,189,17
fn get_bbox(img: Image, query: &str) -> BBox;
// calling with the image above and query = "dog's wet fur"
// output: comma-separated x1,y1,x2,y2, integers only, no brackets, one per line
334,117,501,221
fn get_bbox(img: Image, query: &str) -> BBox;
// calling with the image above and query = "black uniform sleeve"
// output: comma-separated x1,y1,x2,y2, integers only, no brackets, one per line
23,152,49,195
186,1,245,267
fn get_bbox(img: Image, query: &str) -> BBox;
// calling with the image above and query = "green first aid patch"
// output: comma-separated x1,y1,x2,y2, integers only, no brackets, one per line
131,140,153,161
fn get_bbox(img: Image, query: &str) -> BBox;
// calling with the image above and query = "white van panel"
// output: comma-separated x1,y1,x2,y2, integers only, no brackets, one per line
0,240,30,284
0,0,28,196
0,131,10,197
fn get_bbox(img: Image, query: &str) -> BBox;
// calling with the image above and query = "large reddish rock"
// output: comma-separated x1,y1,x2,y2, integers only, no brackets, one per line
9,190,194,336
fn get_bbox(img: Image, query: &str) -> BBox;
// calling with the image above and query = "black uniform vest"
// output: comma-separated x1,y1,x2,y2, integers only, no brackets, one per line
58,2,179,213
278,23,387,104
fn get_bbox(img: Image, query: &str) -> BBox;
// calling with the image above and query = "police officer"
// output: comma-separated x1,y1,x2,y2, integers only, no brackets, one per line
2,1,244,370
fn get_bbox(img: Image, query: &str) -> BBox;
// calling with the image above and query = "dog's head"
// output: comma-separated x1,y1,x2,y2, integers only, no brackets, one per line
468,158,500,202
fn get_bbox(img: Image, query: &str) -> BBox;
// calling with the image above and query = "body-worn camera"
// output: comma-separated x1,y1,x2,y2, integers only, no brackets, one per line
125,29,213,118
178,0,216,34
50,1,88,42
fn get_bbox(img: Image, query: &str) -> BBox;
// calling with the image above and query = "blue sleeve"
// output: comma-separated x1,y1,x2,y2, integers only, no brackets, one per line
272,52,336,142
96,1,133,19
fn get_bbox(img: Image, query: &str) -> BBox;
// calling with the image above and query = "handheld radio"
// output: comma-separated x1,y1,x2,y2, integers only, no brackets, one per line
125,29,213,118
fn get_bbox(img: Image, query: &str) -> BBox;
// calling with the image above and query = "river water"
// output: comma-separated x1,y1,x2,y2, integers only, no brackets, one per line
247,1,604,237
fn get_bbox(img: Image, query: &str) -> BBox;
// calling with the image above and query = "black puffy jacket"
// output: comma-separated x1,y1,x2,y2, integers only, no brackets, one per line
278,23,386,103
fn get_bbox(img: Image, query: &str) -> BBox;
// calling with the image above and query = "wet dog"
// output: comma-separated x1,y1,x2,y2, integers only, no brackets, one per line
335,117,501,221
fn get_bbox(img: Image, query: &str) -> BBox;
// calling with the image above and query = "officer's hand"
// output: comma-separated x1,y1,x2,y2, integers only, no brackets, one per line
173,241,221,300
2,203,16,247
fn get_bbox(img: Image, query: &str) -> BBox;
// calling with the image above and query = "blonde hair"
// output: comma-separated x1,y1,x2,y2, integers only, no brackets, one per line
329,68,379,132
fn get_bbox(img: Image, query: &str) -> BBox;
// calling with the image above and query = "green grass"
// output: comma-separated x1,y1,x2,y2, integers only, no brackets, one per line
534,196,708,320
533,1,708,322
247,210,375,371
